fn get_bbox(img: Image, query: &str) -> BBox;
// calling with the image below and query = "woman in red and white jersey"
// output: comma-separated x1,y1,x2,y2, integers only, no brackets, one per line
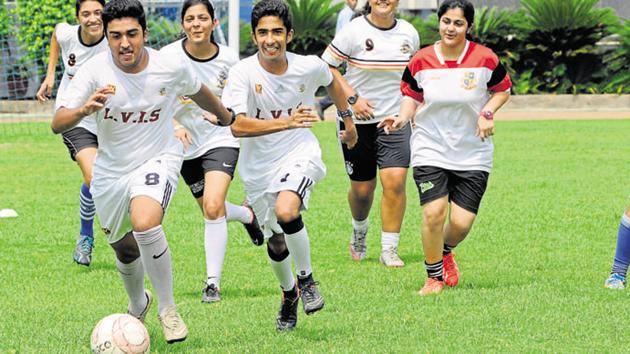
322,0,420,268
379,0,511,296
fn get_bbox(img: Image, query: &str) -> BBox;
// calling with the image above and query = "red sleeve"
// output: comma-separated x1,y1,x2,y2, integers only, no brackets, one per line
400,53,424,102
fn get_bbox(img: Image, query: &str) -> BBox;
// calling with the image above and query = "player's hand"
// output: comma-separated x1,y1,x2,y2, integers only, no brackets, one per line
36,77,55,102
476,115,495,142
174,125,192,151
287,105,319,129
202,111,220,126
377,115,407,135
79,86,113,116
339,124,358,149
352,97,375,121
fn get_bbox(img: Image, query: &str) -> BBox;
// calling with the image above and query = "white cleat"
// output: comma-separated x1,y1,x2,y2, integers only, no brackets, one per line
380,246,405,268
158,306,188,344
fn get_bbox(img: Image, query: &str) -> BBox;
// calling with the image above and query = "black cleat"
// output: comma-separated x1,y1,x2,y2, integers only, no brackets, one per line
242,202,264,246
201,283,221,303
298,275,325,315
276,291,299,331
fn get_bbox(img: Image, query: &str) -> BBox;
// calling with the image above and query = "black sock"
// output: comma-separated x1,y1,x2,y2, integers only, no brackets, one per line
297,272,313,284
443,243,455,256
425,260,444,281
283,285,298,299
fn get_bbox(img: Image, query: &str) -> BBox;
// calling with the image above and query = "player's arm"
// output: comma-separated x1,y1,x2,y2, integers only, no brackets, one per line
36,29,61,102
51,86,112,134
326,71,357,149
377,97,420,134
476,90,510,141
230,106,319,138
328,67,374,120
189,84,234,126
172,119,192,151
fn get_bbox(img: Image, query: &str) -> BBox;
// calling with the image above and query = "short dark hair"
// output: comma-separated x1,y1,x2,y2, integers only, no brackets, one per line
75,0,106,17
102,0,147,33
437,0,475,27
251,0,292,33
181,0,216,42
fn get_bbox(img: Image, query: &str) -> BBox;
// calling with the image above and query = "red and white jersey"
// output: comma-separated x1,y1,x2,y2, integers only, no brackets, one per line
161,39,239,159
59,48,201,177
222,52,331,197
321,16,419,124
54,23,108,133
401,40,512,172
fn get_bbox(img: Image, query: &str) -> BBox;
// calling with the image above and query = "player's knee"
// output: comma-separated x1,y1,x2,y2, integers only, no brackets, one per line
274,205,300,224
84,174,93,187
350,184,374,202
423,207,447,229
382,180,405,196
132,218,161,233
267,233,287,255
267,242,289,262
110,233,141,263
203,199,226,220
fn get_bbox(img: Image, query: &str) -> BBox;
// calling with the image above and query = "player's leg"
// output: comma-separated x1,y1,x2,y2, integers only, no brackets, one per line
339,121,376,261
267,232,299,331
376,122,411,267
378,167,407,267
275,190,324,315
605,205,630,289
62,127,98,266
413,166,449,296
442,170,489,287
130,157,186,344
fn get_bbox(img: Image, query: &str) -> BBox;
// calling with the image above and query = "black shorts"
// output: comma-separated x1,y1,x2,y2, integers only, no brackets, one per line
413,165,489,214
338,121,410,181
180,147,239,198
61,127,98,161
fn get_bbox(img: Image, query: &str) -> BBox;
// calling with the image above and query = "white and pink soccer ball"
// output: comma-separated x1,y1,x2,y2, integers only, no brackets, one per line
91,314,150,354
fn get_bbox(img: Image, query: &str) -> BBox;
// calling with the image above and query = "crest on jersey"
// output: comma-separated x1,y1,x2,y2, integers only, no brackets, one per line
178,95,193,104
345,161,354,175
460,71,477,90
400,41,412,55
255,84,263,94
298,84,305,93
365,38,374,51
217,66,228,89
68,53,77,67
159,87,167,96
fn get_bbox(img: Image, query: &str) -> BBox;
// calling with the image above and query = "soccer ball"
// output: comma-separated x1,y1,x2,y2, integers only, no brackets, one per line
91,314,150,354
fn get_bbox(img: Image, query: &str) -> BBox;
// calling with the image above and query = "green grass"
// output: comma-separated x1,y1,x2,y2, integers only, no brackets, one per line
0,120,629,353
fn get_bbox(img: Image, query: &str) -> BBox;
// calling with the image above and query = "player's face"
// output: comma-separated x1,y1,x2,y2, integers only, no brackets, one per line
106,18,147,72
77,1,104,37
252,16,293,64
439,8,469,48
369,0,399,18
182,4,218,45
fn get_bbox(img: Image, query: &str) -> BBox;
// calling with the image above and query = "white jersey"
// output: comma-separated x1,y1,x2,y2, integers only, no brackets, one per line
54,23,108,134
401,41,512,172
322,16,419,124
222,52,332,197
59,48,201,177
161,40,239,159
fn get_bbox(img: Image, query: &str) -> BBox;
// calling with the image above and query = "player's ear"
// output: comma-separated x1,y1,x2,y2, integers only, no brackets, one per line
286,29,294,44
251,31,258,46
143,29,149,43
212,18,220,31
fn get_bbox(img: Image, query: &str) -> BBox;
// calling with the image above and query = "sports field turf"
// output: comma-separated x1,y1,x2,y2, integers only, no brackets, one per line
0,119,629,352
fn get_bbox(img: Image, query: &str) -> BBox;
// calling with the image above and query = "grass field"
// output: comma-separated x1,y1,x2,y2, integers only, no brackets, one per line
0,119,629,353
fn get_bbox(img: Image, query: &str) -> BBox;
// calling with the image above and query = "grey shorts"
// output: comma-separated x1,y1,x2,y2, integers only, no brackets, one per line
180,147,239,198
62,127,98,161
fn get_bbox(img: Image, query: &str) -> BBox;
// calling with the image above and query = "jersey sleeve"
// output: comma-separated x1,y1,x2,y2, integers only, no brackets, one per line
400,53,424,102
313,56,333,87
321,24,353,68
54,23,73,49
485,52,512,92
56,64,96,110
221,65,249,115
176,59,202,97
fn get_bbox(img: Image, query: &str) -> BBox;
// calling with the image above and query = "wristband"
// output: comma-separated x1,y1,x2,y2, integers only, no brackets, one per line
481,110,494,120
347,93,359,105
217,108,236,126
337,109,353,119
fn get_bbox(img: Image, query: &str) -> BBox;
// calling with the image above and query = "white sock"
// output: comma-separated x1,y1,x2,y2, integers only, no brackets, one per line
381,231,400,249
134,225,174,313
352,217,369,232
268,252,295,291
204,217,228,288
116,257,146,317
283,226,313,279
225,202,252,224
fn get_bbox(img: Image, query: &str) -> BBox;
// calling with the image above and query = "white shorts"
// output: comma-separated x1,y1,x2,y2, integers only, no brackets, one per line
248,159,325,239
91,154,182,243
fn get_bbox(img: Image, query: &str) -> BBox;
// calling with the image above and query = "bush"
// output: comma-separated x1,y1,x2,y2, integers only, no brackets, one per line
402,13,439,48
286,0,343,55
600,20,630,93
146,16,182,50
13,0,74,71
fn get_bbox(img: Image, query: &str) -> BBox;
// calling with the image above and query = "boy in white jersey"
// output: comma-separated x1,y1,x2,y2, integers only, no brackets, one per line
161,0,264,304
321,0,419,266
37,0,108,266
51,0,235,344
222,0,357,331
